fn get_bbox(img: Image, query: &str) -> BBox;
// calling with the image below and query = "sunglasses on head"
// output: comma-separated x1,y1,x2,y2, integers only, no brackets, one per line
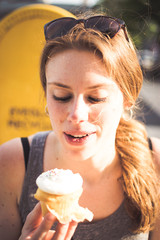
44,15,129,42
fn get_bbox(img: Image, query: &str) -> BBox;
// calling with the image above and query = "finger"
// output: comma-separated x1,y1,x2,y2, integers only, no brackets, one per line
45,230,56,238
52,222,70,240
23,203,42,232
65,221,78,240
31,212,56,240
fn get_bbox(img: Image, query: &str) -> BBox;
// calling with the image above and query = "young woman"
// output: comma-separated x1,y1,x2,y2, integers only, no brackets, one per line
0,14,160,240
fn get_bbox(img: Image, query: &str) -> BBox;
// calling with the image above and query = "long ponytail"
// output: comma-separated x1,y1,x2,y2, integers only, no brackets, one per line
116,118,159,232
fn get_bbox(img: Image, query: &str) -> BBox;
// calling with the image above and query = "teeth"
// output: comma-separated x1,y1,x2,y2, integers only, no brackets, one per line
71,134,88,138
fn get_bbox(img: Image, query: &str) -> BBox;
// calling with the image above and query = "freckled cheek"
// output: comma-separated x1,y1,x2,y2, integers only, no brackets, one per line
48,103,68,124
89,107,101,123
97,105,123,126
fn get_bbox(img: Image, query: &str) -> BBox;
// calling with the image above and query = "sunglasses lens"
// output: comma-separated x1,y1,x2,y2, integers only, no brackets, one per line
86,17,121,38
45,18,77,40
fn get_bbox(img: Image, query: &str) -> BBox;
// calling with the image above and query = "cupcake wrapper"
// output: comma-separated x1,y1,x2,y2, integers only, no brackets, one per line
34,188,93,224
40,201,49,216
46,201,93,224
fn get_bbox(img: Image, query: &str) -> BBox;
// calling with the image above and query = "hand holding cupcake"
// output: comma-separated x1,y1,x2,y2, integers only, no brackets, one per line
34,168,93,224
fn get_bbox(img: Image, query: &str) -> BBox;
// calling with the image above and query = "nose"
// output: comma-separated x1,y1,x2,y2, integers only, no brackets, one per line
67,95,89,124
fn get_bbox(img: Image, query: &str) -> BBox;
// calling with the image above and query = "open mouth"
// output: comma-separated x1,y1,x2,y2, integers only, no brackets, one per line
64,132,95,145
68,134,89,138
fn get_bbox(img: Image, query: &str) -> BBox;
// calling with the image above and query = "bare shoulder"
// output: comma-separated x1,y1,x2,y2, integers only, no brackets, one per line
0,138,25,184
150,137,160,174
0,136,34,239
0,138,25,186
0,134,35,197
0,138,24,239
151,137,160,154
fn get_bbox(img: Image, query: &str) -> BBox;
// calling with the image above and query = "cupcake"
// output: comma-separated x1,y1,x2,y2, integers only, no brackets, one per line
34,168,93,224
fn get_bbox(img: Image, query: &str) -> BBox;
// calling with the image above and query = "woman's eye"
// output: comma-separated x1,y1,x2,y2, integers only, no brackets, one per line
88,96,107,103
53,95,72,102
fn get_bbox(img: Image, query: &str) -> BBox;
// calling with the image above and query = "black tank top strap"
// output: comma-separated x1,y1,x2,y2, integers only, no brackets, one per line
21,137,30,171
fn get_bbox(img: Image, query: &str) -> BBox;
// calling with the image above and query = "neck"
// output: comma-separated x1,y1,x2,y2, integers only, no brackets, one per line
56,141,121,184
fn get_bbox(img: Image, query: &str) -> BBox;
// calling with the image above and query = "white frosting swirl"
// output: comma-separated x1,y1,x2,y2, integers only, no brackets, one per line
36,168,83,195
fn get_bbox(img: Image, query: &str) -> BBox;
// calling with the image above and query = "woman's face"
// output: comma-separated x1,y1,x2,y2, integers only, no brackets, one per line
46,50,124,158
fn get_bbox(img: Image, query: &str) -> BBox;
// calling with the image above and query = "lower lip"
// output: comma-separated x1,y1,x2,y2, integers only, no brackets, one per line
64,133,95,146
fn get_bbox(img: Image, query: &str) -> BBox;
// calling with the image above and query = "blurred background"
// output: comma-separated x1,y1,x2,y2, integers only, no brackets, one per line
0,0,159,141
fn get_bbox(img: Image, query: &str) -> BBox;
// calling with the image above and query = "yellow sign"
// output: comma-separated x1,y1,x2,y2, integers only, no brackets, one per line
0,4,74,144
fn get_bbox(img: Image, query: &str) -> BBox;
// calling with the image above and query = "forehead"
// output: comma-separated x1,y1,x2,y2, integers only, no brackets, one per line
46,49,118,88
46,49,104,70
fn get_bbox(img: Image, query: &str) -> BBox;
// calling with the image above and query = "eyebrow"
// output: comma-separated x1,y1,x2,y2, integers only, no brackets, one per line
47,82,114,90
47,82,71,89
87,84,113,89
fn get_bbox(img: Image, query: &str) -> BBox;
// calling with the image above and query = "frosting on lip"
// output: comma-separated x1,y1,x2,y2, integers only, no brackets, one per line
36,168,83,195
